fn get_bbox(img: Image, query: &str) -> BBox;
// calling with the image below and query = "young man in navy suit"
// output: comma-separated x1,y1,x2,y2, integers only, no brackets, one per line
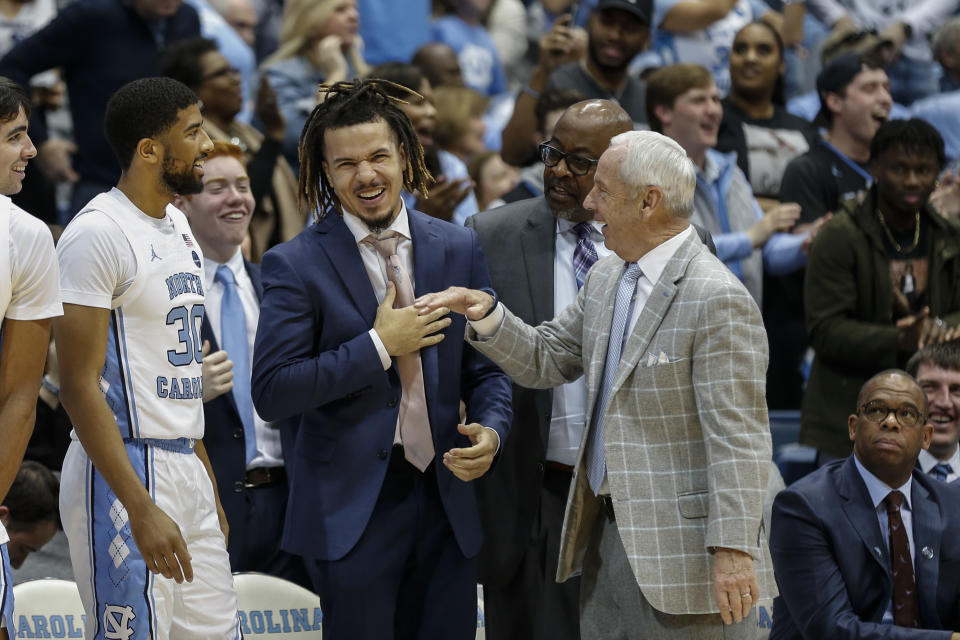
251,79,512,639
174,141,308,586
770,370,960,638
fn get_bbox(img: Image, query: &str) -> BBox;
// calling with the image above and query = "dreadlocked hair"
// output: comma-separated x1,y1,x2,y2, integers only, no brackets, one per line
298,78,433,220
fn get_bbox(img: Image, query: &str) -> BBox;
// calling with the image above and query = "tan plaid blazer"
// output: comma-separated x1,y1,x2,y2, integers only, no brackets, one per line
468,230,776,615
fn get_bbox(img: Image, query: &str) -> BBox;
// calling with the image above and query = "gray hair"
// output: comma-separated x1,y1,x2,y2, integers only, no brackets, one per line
608,130,696,218
932,17,960,63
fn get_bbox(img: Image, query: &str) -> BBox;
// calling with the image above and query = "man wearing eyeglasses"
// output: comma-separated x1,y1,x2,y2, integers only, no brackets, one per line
770,369,960,638
465,108,715,640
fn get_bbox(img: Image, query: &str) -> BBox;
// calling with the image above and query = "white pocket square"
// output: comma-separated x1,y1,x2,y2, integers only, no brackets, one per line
645,351,672,367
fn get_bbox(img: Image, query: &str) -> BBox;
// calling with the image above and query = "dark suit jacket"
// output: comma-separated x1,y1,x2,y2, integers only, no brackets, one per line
465,198,716,586
466,198,558,586
251,208,513,562
770,456,960,639
200,261,298,543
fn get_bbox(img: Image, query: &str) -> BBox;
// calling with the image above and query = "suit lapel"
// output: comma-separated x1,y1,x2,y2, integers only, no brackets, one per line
245,260,263,302
409,211,442,410
519,201,557,323
838,458,891,578
911,479,943,627
610,233,697,394
200,277,238,417
314,214,379,323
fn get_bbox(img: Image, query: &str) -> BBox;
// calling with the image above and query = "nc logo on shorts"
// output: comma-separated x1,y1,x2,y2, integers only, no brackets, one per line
102,604,136,640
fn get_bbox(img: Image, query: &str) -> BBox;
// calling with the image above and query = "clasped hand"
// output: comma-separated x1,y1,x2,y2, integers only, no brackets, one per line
374,282,451,356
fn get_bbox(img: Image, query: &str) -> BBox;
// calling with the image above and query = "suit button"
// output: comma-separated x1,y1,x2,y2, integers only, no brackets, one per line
387,397,398,408
233,480,244,493
537,462,544,473
232,429,243,439
377,449,389,460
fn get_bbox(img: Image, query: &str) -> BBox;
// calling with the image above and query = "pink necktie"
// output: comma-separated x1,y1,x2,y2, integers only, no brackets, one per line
367,233,435,471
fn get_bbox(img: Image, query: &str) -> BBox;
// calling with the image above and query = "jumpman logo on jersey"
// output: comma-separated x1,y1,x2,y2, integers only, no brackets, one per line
150,244,162,262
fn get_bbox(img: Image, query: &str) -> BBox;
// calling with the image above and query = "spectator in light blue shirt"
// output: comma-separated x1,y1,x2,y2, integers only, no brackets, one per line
648,63,808,306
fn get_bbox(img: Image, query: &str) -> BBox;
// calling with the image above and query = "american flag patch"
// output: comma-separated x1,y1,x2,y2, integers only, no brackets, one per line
182,234,194,247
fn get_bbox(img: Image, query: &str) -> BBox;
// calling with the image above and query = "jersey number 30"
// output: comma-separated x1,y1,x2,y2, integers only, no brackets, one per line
166,304,205,366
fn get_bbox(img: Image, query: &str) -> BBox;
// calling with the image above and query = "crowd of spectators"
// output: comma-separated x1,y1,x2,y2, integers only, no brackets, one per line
7,0,960,637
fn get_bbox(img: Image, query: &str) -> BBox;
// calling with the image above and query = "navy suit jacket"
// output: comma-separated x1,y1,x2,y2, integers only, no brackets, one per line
200,261,297,538
251,208,513,562
770,456,960,639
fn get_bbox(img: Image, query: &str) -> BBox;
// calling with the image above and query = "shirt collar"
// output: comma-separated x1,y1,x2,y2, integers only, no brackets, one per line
635,225,693,286
854,454,913,511
556,217,604,239
341,201,411,244
203,247,244,289
917,447,960,474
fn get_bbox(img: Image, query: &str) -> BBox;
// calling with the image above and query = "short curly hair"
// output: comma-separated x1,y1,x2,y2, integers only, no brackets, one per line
105,77,199,170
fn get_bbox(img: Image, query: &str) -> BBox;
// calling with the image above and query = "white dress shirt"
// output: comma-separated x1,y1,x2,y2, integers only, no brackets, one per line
917,447,960,483
547,219,612,466
203,248,283,469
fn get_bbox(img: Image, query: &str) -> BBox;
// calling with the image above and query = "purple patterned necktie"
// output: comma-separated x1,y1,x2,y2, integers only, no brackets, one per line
884,490,919,627
572,222,599,289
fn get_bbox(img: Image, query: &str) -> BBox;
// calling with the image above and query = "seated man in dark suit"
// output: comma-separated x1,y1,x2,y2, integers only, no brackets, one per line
770,369,960,638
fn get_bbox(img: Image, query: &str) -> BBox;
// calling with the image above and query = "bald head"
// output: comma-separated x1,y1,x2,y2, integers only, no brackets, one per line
543,99,635,221
412,43,463,89
858,370,928,415
559,99,633,140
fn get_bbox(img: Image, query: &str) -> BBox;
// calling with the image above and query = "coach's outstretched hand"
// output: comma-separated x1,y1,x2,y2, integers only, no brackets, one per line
129,501,194,583
415,286,494,322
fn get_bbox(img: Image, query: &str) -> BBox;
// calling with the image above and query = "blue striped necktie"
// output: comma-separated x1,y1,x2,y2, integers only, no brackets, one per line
586,262,642,494
216,265,257,464
931,463,953,482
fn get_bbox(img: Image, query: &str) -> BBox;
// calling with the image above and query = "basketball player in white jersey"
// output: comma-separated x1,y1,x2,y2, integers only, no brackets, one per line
0,77,62,640
54,77,240,640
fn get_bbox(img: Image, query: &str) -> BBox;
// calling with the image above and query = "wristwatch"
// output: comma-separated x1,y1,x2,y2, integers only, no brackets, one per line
477,287,499,319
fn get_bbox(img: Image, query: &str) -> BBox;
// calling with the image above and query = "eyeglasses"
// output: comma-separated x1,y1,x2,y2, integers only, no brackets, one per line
202,66,241,83
538,143,598,177
859,400,925,428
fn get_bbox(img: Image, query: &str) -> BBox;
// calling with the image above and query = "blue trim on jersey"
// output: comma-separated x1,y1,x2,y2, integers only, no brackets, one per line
115,309,142,438
89,441,153,640
123,437,195,454
0,544,14,639
104,311,134,439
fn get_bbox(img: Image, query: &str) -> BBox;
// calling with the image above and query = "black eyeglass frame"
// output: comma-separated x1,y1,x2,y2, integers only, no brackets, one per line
538,142,599,177
858,400,925,429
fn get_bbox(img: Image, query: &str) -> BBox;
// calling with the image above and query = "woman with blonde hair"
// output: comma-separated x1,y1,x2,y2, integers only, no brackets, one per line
261,0,369,171
434,85,489,162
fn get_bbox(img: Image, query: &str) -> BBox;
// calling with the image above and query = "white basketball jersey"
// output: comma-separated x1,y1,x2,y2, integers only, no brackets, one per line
80,192,206,440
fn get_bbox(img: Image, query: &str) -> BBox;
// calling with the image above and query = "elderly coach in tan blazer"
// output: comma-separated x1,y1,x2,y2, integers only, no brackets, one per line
416,130,775,639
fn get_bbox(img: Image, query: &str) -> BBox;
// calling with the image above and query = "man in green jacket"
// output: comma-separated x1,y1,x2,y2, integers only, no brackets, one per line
802,118,960,460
